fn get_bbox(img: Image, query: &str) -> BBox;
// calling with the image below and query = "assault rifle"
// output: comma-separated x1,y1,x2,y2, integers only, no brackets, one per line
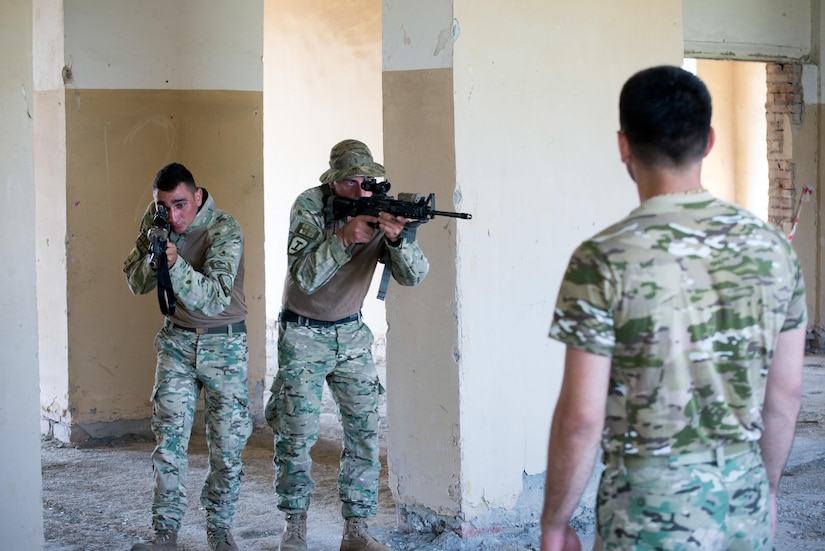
325,178,472,301
146,204,176,316
324,178,472,225
147,205,170,271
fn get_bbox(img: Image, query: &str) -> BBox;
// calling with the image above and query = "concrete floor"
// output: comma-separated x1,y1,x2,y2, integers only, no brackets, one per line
41,357,825,550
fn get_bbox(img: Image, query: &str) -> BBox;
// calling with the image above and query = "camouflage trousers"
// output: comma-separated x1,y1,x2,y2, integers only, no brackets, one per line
595,450,772,550
150,325,253,533
265,318,382,518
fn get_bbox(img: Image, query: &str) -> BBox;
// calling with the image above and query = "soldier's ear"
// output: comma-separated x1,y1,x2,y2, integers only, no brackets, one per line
195,187,203,207
617,131,632,164
703,127,716,158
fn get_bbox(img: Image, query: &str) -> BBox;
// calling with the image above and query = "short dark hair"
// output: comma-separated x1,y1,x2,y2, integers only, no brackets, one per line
153,162,197,193
619,65,712,168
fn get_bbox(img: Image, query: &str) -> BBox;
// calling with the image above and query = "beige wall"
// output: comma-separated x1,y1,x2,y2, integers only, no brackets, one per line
41,1,265,439
383,0,686,523
63,1,262,91
64,89,264,428
796,3,823,339
1,0,45,546
697,61,738,203
807,0,824,338
383,66,461,514
34,0,70,437
684,0,812,59
695,60,769,219
263,0,386,385
795,97,822,339
454,0,685,521
732,62,771,219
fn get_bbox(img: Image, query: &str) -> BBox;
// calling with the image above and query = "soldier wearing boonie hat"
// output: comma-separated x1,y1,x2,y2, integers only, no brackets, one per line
267,139,430,551
319,139,386,184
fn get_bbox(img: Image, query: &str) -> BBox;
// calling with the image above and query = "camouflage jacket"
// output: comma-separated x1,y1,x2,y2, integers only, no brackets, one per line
549,192,807,456
281,184,429,321
123,190,247,327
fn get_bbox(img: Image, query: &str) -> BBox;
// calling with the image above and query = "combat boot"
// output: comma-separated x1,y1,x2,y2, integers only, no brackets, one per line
207,526,239,551
339,517,390,551
130,530,178,551
279,512,307,551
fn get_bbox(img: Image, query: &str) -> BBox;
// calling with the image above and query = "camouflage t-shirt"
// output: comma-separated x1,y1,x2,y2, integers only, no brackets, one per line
282,184,429,321
549,191,807,456
123,190,247,327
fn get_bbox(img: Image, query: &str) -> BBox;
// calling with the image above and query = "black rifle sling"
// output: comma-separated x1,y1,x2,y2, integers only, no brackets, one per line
156,252,176,316
376,256,391,301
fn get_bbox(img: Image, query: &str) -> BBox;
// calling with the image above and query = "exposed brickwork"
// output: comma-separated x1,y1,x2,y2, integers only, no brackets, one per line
765,63,803,234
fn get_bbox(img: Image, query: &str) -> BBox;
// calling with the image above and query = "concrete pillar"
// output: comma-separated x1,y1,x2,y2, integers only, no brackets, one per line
382,0,685,534
0,0,46,546
44,0,265,441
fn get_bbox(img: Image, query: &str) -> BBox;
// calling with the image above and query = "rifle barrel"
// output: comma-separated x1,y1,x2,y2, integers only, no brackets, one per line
430,210,472,220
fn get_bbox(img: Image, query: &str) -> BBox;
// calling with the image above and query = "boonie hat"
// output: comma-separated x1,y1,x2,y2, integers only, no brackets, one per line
319,139,386,184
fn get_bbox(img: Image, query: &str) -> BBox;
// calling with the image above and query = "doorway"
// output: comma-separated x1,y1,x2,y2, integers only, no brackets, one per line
684,59,769,222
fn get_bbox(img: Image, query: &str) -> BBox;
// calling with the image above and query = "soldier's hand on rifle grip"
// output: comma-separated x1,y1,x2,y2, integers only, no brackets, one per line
377,212,408,242
165,241,179,268
337,215,378,247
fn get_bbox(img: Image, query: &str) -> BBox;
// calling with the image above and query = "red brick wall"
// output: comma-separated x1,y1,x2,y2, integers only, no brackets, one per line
766,63,803,234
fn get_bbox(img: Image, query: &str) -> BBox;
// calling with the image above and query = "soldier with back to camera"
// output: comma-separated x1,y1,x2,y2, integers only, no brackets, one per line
541,66,807,551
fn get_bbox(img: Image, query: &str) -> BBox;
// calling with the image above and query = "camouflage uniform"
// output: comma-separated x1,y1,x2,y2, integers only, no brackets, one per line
124,190,253,534
549,192,807,550
265,183,429,518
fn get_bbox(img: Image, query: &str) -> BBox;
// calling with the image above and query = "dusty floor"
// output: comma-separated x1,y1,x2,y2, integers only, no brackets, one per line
42,357,825,551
